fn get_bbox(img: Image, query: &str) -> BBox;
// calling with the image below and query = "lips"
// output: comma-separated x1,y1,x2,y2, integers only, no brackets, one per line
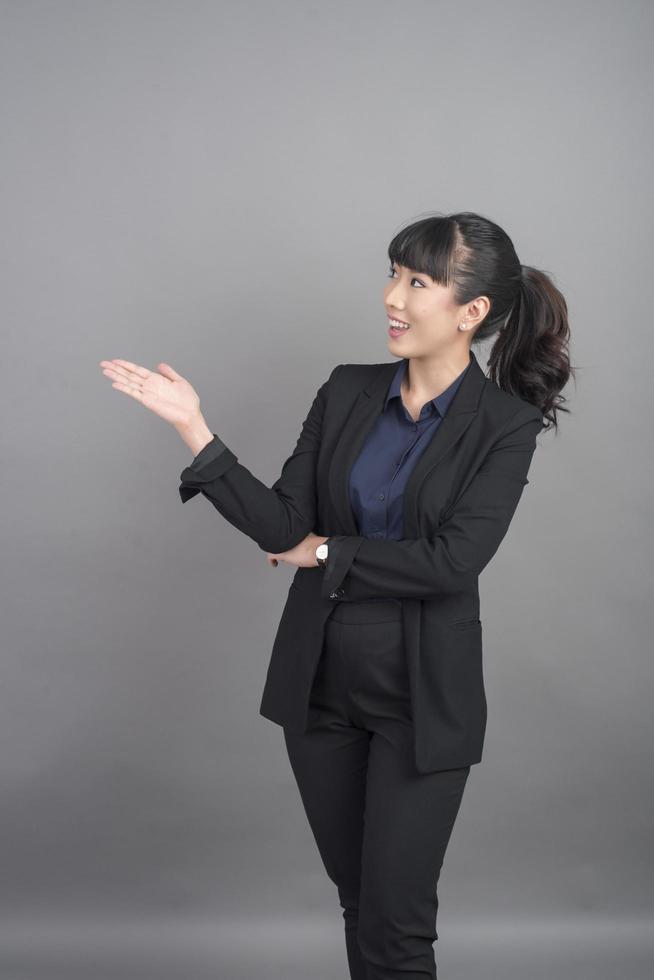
387,314,410,325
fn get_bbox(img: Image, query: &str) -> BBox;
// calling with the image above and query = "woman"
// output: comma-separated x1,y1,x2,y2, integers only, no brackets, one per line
100,211,573,980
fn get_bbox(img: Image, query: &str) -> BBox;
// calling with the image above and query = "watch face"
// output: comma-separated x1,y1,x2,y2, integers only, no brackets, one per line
316,544,328,559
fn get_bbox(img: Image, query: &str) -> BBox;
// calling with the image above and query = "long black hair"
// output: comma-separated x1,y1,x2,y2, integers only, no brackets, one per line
387,211,574,431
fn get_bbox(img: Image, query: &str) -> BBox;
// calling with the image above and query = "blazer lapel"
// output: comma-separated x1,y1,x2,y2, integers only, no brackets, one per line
327,350,487,538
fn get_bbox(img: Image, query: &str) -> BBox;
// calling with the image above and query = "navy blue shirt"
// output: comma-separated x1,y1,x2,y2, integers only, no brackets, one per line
179,358,471,584
348,356,470,540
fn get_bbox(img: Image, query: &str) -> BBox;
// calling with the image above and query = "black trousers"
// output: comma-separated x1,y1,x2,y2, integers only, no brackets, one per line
283,598,471,980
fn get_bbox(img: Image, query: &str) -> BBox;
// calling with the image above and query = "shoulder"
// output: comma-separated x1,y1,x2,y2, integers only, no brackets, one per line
325,361,397,391
479,375,543,429
327,361,388,380
326,360,543,429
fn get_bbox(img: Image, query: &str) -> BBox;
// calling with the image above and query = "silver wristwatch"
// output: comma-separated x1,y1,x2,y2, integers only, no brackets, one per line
315,540,329,567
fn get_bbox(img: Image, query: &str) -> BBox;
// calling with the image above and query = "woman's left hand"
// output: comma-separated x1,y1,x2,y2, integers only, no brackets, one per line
265,532,328,569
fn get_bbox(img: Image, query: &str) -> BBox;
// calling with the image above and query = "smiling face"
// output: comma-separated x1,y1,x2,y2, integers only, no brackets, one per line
384,261,487,355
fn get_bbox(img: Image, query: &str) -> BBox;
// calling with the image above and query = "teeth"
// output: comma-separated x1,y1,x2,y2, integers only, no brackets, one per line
389,319,410,329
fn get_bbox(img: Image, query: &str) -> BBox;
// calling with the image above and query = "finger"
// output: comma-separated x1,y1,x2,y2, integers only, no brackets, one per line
107,359,152,382
110,380,146,403
101,365,130,384
157,362,184,382
100,364,149,389
102,367,144,395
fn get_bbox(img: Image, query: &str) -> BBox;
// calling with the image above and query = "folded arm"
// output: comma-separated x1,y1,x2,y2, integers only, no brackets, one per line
320,408,545,601
178,364,343,554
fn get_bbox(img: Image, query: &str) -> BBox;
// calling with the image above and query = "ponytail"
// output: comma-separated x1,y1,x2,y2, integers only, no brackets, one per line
487,263,574,431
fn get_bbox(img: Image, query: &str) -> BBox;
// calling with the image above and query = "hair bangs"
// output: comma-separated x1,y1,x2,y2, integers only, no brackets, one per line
387,216,456,287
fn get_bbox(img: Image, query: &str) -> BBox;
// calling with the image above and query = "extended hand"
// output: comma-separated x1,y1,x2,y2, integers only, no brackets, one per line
99,358,201,428
265,532,328,569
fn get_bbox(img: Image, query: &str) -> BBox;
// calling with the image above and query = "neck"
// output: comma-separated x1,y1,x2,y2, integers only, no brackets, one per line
403,350,471,401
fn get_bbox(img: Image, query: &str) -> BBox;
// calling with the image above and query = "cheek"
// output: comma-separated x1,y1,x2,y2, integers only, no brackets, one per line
421,302,448,322
414,304,432,320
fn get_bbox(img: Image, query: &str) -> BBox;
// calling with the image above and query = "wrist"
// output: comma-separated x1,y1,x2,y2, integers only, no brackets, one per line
176,414,214,457
315,537,330,568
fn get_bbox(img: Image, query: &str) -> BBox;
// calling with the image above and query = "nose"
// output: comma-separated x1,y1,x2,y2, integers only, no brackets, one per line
384,282,405,311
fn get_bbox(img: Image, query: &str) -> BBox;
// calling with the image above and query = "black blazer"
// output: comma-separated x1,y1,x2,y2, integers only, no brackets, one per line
182,350,544,773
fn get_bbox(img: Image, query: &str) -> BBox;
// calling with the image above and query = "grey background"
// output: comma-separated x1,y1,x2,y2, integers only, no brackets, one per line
1,1,652,978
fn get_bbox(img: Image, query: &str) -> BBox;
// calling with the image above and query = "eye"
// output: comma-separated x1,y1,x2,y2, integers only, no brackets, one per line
386,267,425,287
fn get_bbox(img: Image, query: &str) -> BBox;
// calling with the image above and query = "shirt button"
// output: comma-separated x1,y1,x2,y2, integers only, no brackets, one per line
377,493,385,500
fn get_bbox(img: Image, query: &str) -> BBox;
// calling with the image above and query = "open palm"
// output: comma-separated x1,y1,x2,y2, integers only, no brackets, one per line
99,358,200,428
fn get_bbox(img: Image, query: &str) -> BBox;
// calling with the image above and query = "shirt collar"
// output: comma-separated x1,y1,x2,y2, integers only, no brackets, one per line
384,356,472,419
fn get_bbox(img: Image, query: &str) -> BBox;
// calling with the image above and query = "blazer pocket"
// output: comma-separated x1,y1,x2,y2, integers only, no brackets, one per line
448,617,482,630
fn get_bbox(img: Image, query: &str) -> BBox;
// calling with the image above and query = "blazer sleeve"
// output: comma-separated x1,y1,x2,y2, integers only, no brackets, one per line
177,364,344,554
320,408,545,601
179,433,230,476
